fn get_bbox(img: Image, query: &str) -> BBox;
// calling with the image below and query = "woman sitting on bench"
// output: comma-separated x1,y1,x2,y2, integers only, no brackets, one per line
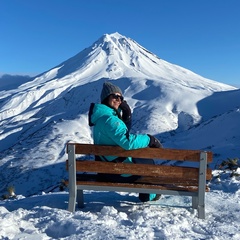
88,82,162,202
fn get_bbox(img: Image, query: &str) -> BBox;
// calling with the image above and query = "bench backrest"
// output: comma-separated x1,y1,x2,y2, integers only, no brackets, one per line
66,143,212,181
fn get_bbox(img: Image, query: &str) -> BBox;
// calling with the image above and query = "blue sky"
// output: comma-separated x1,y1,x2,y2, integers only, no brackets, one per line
0,0,239,87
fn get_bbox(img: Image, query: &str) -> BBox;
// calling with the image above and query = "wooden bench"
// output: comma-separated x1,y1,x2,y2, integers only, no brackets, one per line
66,143,212,219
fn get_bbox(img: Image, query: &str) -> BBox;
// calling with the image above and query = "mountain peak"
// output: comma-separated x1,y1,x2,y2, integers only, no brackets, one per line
83,32,165,79
93,32,135,56
101,32,124,41
97,32,127,44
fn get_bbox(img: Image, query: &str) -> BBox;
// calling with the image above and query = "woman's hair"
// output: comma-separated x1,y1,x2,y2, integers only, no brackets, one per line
102,96,122,119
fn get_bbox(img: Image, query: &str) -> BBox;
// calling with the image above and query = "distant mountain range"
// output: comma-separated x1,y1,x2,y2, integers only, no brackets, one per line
0,32,239,196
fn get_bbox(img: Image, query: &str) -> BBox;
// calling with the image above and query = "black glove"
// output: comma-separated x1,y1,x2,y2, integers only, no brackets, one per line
148,134,163,148
119,100,132,130
88,103,95,126
119,100,131,121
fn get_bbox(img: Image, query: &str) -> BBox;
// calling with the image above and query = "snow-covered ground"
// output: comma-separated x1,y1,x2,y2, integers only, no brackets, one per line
1,168,240,239
0,33,239,239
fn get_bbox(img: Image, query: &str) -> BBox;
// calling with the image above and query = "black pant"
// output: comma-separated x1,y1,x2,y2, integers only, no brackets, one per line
96,156,154,182
95,156,155,202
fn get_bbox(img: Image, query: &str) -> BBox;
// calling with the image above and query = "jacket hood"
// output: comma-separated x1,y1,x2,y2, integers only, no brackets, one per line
88,103,117,126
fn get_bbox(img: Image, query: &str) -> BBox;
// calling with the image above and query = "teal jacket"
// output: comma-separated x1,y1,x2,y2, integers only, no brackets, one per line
89,103,150,163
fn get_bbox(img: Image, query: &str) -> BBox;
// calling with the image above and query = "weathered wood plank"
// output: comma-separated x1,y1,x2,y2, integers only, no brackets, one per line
75,174,198,186
65,178,210,192
66,160,212,180
67,143,213,162
72,161,212,180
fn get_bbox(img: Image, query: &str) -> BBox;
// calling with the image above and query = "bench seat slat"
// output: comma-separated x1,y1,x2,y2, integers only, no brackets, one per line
69,174,209,192
73,180,210,192
75,174,200,185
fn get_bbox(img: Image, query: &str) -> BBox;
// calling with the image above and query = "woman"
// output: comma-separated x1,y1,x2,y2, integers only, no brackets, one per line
88,82,162,202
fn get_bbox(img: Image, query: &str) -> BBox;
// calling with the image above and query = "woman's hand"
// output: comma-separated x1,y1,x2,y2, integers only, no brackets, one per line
148,135,163,148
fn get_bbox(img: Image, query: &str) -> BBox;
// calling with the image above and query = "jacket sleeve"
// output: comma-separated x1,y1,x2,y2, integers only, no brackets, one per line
105,115,150,150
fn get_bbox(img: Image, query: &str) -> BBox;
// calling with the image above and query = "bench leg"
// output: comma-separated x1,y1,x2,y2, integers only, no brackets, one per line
68,187,76,213
197,191,205,219
192,196,205,219
196,152,207,219
192,196,198,209
198,205,205,219
77,189,84,208
67,144,77,213
193,191,205,219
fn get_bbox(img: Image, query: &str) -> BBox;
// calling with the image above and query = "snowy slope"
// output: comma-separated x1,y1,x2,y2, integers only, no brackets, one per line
0,32,239,198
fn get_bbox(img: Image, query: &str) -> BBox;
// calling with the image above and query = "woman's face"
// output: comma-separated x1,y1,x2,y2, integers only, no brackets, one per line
108,92,123,110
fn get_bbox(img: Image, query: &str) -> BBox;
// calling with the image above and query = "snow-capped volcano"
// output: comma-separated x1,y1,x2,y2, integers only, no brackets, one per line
0,32,239,196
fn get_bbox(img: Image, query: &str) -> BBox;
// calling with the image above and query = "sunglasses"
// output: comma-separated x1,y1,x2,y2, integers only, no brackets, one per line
110,94,124,101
